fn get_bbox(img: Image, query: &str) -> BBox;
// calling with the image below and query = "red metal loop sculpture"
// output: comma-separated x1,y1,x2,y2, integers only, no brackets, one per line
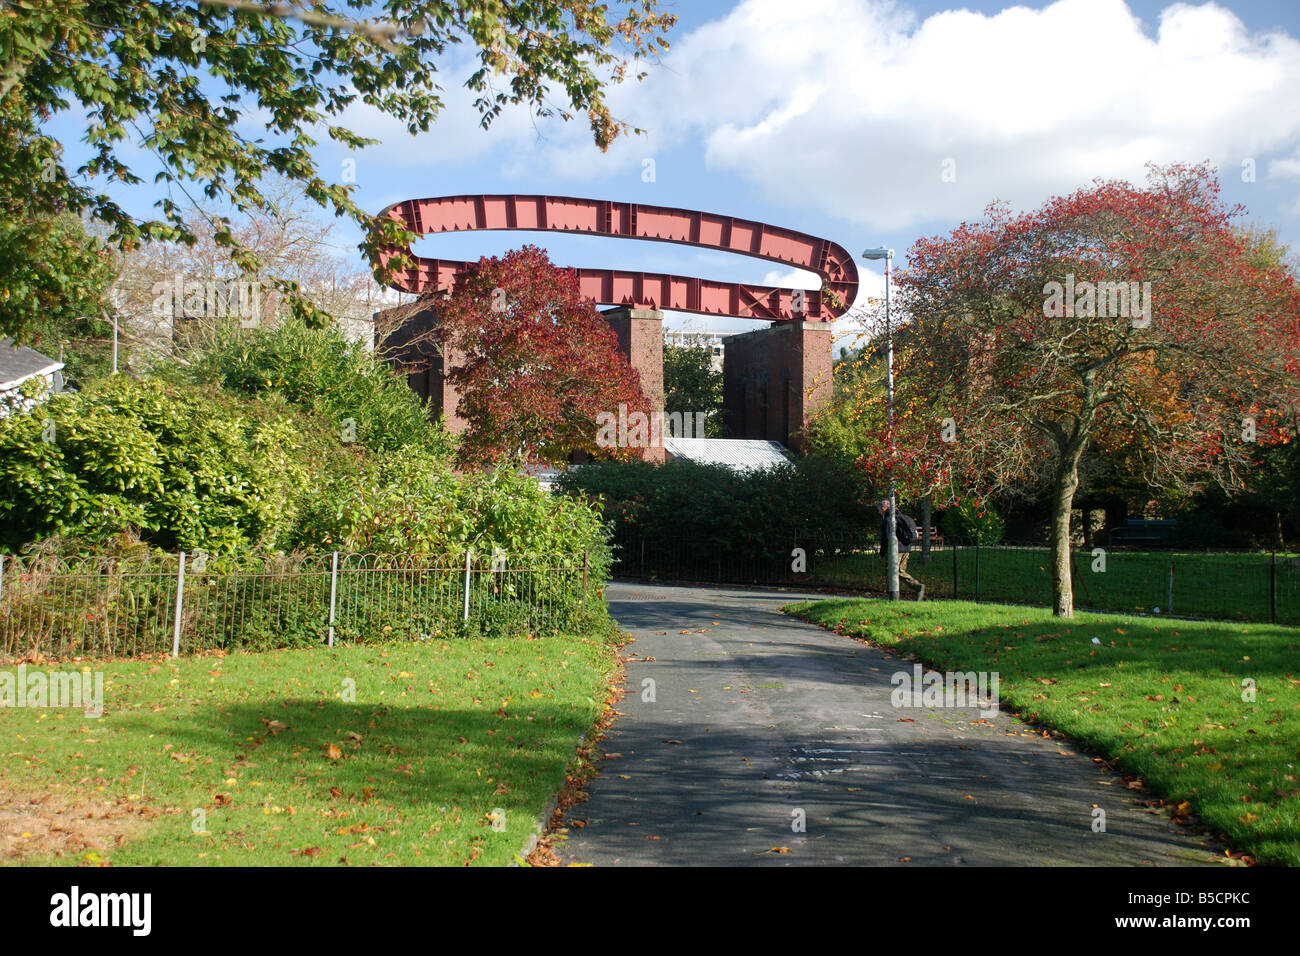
378,194,857,322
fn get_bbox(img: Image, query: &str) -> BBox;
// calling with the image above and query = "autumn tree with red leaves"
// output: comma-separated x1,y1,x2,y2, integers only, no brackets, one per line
867,163,1300,617
425,245,651,467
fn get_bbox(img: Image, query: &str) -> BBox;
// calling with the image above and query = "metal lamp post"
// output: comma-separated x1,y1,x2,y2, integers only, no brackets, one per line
862,246,897,600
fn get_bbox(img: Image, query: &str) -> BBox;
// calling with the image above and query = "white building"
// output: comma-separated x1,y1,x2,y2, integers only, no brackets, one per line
662,329,741,372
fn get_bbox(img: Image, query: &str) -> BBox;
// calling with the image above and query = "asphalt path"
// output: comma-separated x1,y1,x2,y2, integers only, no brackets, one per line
555,582,1224,867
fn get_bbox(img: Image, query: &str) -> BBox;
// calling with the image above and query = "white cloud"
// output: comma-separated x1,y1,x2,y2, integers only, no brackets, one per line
510,0,1300,229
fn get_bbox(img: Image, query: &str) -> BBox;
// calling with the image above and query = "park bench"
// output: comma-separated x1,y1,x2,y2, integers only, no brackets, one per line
918,527,944,548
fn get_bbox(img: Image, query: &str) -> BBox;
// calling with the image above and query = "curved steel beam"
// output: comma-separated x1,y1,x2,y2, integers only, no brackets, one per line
377,194,857,322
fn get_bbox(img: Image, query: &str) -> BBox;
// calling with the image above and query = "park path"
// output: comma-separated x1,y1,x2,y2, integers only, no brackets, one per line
555,582,1224,867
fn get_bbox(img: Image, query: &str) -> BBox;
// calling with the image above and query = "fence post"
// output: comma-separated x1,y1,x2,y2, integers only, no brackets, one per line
951,540,957,599
920,493,932,564
463,550,472,622
1270,551,1277,624
171,550,186,658
0,553,4,603
974,542,980,603
582,550,588,605
327,551,339,647
1167,557,1174,616
640,539,646,579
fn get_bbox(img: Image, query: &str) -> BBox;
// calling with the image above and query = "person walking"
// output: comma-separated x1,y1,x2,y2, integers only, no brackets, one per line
876,499,925,601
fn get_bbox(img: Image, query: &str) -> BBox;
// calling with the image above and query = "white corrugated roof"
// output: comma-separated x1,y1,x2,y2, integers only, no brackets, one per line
663,438,792,472
0,338,63,392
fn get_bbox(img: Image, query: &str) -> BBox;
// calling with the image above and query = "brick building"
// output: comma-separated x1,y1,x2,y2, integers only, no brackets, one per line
721,321,833,451
376,298,833,458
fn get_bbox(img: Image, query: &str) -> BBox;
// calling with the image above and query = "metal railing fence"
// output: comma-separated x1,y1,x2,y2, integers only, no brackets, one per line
0,550,595,661
607,529,1300,626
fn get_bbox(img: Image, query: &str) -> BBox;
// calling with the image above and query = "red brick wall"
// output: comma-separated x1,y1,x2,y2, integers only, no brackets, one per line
601,307,665,463
722,322,833,451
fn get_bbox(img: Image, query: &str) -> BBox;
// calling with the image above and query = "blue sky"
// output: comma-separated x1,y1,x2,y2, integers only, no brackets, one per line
46,0,1300,342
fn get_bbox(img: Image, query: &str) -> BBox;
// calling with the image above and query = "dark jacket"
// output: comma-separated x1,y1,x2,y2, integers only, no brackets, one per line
879,511,917,555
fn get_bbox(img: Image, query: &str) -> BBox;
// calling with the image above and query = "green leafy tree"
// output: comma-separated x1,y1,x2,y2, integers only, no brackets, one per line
663,340,723,437
0,0,675,339
939,498,1005,544
0,94,116,343
805,335,885,476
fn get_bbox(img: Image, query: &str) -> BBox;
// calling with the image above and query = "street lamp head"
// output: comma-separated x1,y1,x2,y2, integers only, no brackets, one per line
861,246,894,261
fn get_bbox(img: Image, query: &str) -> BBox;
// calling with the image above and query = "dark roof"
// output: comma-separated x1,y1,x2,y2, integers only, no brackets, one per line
0,338,63,390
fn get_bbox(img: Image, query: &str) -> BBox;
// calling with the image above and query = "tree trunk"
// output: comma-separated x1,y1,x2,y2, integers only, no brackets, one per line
1050,456,1082,618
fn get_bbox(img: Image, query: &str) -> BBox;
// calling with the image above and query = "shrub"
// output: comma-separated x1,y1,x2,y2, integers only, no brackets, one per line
940,498,1006,544
0,320,618,644
2,355,609,572
293,450,610,569
0,377,306,553
557,455,874,564
188,318,455,458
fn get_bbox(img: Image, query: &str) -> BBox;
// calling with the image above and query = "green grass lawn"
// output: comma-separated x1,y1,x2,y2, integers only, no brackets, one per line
785,598,1300,866
809,547,1300,624
0,635,619,866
